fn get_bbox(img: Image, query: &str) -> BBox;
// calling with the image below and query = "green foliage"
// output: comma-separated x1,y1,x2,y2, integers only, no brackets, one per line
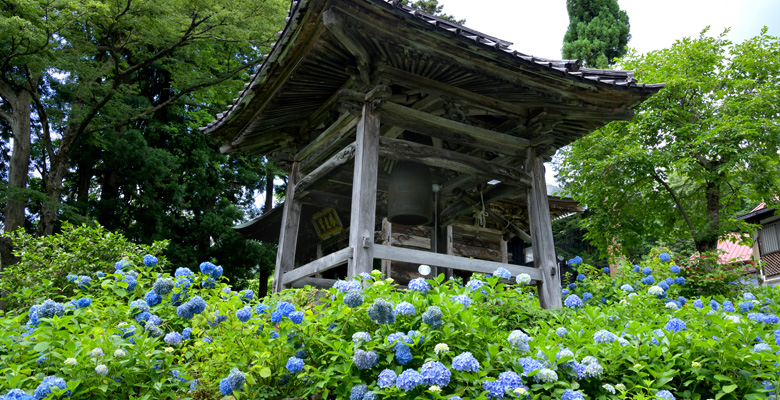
558,28,780,256
1,248,779,399
562,0,631,68
675,251,754,298
1,222,167,313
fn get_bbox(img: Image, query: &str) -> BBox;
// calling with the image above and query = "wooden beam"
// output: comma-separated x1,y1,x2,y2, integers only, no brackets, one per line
382,66,532,119
295,143,355,197
348,99,380,277
273,162,303,293
291,277,339,289
453,188,532,243
378,137,531,187
301,190,388,216
526,148,562,309
440,183,524,225
373,244,542,282
282,247,352,285
380,101,530,156
297,113,357,162
323,9,372,84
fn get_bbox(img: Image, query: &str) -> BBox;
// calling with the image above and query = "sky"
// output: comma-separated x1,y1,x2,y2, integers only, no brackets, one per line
435,0,779,186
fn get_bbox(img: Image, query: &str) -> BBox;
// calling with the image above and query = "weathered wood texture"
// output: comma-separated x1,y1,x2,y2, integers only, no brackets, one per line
378,137,531,187
298,113,358,171
291,277,338,289
273,162,303,293
380,101,530,157
373,244,542,281
295,142,355,196
347,100,380,277
526,149,562,309
282,247,352,285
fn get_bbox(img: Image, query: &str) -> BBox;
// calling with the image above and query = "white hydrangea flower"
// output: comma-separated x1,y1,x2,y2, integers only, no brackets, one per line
90,347,103,358
114,349,127,357
64,358,77,366
516,274,531,285
434,343,450,354
647,286,665,296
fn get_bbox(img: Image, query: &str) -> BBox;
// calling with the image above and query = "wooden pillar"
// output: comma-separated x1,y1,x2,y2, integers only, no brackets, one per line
526,148,562,309
348,101,380,277
273,162,302,293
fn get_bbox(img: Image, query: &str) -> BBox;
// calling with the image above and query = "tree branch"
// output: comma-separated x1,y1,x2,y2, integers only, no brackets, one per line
651,170,695,234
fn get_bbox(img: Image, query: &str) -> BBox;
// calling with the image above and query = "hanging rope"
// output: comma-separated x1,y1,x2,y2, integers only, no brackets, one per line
473,190,489,228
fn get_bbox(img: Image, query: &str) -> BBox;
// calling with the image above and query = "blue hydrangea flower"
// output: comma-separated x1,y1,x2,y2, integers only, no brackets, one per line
174,268,194,279
508,330,532,351
482,380,504,399
568,256,583,267
583,292,593,301
95,271,105,278
236,307,252,323
422,306,443,329
658,282,670,291
289,311,304,324
568,283,577,290
710,299,720,310
152,278,174,296
276,302,296,318
350,385,367,400
176,304,194,320
561,289,570,296
642,266,652,275
693,299,704,308
144,290,162,307
498,371,524,392
665,318,687,333
395,343,413,365
143,255,158,267
421,361,451,386
665,277,675,286
493,267,511,280
633,264,641,272
344,290,364,308
409,277,431,294
537,368,558,383
3,389,34,400
271,310,282,323
562,389,585,400
452,351,479,372
603,266,610,274
659,252,671,262
722,301,735,312
129,300,150,316
76,298,92,308
199,261,216,275
189,296,207,314
620,284,634,292
226,368,245,392
576,273,586,281
754,343,772,352
219,378,232,395
353,349,378,370
377,369,397,388
670,265,680,274
286,357,305,373
655,390,676,400
352,331,371,345
182,327,191,340
641,275,655,286
466,279,488,294
164,332,182,345
37,299,65,320
115,259,129,271
451,294,471,308
556,327,567,337
95,364,108,376
367,299,395,324
739,301,755,313
394,301,416,316
564,295,583,309
593,329,617,344
33,376,70,400
674,277,686,285
239,290,254,303
395,369,423,392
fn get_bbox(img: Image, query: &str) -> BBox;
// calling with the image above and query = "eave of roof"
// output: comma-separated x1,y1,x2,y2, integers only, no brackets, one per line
201,0,663,149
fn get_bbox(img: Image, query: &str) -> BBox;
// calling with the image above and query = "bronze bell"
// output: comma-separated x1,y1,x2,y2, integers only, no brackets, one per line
388,161,433,226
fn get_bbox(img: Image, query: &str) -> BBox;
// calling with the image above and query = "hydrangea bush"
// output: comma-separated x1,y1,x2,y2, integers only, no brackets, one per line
0,250,779,400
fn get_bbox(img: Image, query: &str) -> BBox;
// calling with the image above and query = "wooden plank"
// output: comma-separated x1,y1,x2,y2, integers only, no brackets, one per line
273,162,303,293
500,239,509,264
381,218,392,279
390,234,431,250
452,190,532,243
291,277,339,289
380,101,530,156
382,66,531,120
296,113,357,162
373,244,542,282
282,247,353,285
526,148,562,309
295,143,355,196
440,184,524,225
378,137,531,187
300,116,358,172
348,100,380,278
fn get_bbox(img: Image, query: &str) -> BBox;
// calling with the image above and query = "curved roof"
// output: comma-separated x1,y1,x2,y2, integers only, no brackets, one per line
202,0,663,156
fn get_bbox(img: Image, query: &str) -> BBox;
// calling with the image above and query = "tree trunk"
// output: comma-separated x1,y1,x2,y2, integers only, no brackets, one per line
264,172,274,213
695,181,720,253
0,84,32,268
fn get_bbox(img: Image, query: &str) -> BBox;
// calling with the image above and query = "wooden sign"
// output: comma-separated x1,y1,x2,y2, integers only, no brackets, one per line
312,208,343,239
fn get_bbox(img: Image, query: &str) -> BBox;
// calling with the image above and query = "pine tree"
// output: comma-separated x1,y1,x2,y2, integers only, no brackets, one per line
562,0,630,68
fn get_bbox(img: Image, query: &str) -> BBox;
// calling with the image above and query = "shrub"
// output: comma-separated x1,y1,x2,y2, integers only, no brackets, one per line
1,222,167,313
0,249,778,399
674,250,752,297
